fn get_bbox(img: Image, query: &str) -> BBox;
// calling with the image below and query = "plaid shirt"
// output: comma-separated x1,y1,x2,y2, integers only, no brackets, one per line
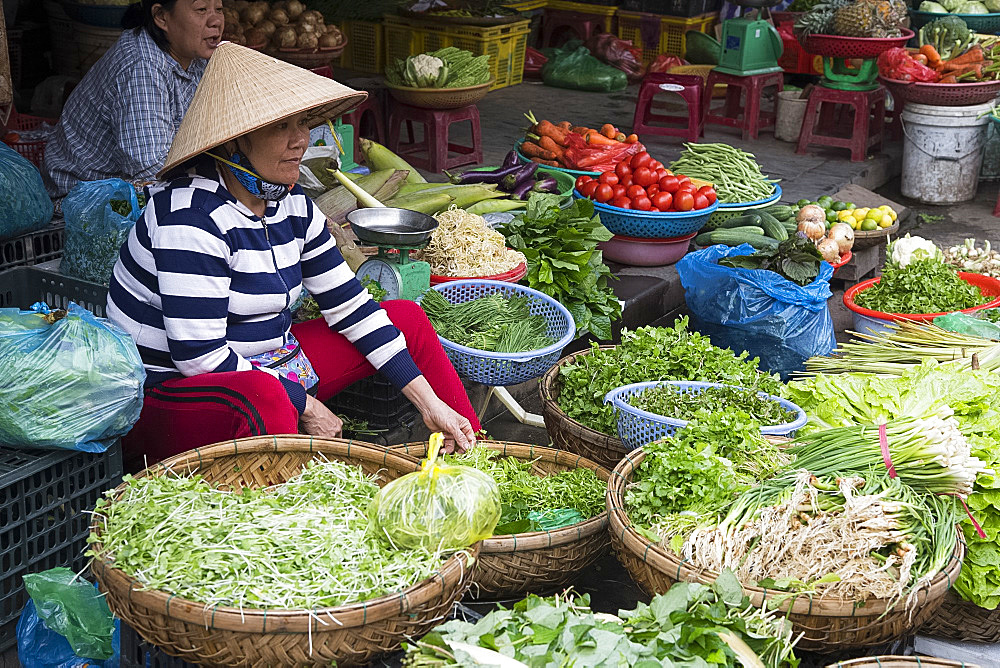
43,29,206,197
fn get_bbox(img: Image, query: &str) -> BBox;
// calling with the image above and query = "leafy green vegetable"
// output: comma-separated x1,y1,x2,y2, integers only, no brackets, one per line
403,577,799,667
501,194,620,340
108,199,132,217
718,236,824,286
557,318,782,435
632,384,795,426
855,257,989,314
360,276,387,302
421,290,553,353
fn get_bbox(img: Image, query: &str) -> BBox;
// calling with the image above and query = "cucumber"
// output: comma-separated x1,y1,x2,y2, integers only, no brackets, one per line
782,220,798,232
763,204,795,221
694,231,716,247
719,225,766,237
709,230,779,250
758,211,788,241
715,213,762,229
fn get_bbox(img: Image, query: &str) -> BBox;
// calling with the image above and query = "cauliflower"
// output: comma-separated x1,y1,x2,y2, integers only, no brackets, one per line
403,54,449,88
889,234,942,267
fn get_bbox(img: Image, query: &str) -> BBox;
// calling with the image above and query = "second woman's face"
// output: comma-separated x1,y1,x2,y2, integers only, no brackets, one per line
155,0,224,68
241,112,312,186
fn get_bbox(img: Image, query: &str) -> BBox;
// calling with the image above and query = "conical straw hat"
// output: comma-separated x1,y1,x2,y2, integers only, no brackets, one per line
160,42,366,176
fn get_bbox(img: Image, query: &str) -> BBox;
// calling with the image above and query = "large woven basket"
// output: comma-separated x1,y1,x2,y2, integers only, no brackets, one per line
385,81,492,109
919,589,1000,643
827,658,979,668
607,448,964,653
390,440,611,599
89,435,479,667
540,346,629,471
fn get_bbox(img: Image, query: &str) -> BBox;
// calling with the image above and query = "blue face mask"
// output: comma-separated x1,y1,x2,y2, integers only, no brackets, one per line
211,150,291,202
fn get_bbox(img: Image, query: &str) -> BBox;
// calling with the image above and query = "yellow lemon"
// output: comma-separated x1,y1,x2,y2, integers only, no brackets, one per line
880,213,893,227
878,205,892,212
842,215,857,227
866,209,883,221
854,207,870,219
889,210,898,222
837,210,854,221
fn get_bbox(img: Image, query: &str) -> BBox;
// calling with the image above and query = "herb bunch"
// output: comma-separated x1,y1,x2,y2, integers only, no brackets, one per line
632,384,795,425
719,236,824,286
855,257,989,314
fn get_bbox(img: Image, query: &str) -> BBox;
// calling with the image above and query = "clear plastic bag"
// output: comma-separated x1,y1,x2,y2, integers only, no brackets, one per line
934,310,1000,340
0,142,54,241
677,244,836,378
369,433,501,550
17,568,119,667
61,178,141,286
0,302,145,451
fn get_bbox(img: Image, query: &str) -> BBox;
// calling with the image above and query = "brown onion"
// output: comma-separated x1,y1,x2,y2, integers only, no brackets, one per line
269,8,290,24
273,25,297,48
817,238,841,264
286,0,306,18
256,19,276,36
827,223,855,254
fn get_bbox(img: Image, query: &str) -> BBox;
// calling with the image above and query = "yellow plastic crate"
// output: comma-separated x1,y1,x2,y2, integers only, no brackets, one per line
545,0,617,16
383,16,531,90
339,21,385,74
617,10,718,65
504,0,548,10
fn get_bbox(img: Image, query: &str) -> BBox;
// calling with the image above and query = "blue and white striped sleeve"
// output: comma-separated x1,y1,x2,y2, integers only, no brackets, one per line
151,206,307,413
113,66,176,181
299,202,421,390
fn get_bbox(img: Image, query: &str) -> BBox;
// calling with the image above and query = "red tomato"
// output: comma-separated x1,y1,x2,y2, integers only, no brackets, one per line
630,151,652,170
674,191,695,211
594,183,614,204
646,185,660,197
651,191,672,211
611,196,632,209
631,195,652,211
633,167,656,188
612,184,626,199
579,180,599,198
676,183,697,196
648,160,664,172
658,175,679,193
575,175,592,190
693,194,710,210
615,162,632,181
677,175,691,186
619,176,633,188
698,185,717,205
655,168,668,181
599,172,619,186
626,184,646,199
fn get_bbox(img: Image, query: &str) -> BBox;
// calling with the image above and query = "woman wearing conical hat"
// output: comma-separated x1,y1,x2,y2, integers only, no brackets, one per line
105,43,480,471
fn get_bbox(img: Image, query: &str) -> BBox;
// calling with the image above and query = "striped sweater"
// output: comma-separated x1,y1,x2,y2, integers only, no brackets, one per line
106,159,420,413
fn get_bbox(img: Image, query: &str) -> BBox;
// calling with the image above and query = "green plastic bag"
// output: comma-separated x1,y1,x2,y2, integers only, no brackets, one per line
22,568,116,660
542,45,628,93
934,310,1000,340
369,433,501,550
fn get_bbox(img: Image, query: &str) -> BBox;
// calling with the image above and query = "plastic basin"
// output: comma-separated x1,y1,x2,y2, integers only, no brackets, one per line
430,261,527,285
599,232,695,266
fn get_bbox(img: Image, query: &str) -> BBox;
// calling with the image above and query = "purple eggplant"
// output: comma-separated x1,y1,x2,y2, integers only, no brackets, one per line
447,163,522,185
502,150,519,168
512,178,535,200
501,162,538,192
532,176,560,194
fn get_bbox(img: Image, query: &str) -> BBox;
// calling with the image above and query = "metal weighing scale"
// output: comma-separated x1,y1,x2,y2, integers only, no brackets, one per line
715,0,784,76
347,208,437,302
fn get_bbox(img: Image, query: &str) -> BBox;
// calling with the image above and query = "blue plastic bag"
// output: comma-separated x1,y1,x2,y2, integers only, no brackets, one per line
0,302,145,451
17,570,119,668
677,244,836,378
0,142,54,240
61,178,141,286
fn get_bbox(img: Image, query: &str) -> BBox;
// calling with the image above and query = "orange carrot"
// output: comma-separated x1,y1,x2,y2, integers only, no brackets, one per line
531,158,559,166
920,44,941,66
939,74,958,83
557,121,572,131
584,130,619,146
535,120,569,146
941,59,985,73
571,126,592,135
624,133,639,144
600,123,617,139
946,45,984,67
913,53,929,65
520,141,556,161
538,135,565,159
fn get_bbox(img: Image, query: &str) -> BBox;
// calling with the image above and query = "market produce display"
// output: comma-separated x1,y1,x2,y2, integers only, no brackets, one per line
555,319,782,436
574,151,718,213
500,194,620,340
794,0,908,38
669,143,777,204
447,151,561,206
221,0,345,51
421,289,554,353
945,238,1000,277
696,203,796,249
793,195,897,231
402,579,799,667
519,113,643,172
413,208,525,277
880,42,1000,83
629,384,796,425
385,48,492,89
715,237,826,285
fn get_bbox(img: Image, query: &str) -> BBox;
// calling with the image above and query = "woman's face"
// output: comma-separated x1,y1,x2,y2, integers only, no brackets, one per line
239,112,312,186
154,0,224,67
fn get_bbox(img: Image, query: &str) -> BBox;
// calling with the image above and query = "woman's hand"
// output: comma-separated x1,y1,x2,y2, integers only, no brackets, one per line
299,394,343,438
402,376,476,453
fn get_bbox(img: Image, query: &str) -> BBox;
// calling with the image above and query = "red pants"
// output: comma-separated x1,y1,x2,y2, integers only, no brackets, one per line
121,300,480,472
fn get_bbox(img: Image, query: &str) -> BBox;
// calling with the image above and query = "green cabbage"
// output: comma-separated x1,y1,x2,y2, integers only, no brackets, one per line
942,0,965,10
986,0,1000,12
959,1,990,11
919,1,949,11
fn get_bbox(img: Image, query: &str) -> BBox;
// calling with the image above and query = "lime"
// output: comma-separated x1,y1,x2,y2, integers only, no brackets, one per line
831,201,848,211
865,209,883,221
826,210,838,223
861,219,878,231
847,202,857,209
797,199,810,207
818,196,833,206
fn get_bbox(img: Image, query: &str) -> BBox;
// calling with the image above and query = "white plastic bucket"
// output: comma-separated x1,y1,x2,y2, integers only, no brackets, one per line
776,91,808,143
901,101,993,205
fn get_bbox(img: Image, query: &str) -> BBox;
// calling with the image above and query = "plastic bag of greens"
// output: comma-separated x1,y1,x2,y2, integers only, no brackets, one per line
0,302,145,451
369,433,501,550
677,244,836,379
934,310,1000,339
542,45,628,92
17,569,119,668
0,142,54,241
61,178,141,286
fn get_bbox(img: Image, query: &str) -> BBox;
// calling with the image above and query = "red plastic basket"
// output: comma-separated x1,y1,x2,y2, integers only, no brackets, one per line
800,29,913,59
879,76,1000,107
844,271,1000,321
430,261,527,285
2,111,57,168
831,249,852,274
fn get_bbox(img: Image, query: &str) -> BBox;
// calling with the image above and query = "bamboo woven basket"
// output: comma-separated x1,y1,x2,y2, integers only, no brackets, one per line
89,435,479,667
540,346,628,471
607,448,965,653
827,658,980,668
390,440,611,599
919,589,1000,643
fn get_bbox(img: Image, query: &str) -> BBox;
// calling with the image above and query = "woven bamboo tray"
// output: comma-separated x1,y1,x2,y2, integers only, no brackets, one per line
540,346,628,471
89,435,479,667
827,658,980,668
390,440,611,599
919,589,1000,643
607,448,964,653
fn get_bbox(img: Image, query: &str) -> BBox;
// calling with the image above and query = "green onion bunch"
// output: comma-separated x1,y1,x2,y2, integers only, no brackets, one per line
631,384,795,426
421,290,553,353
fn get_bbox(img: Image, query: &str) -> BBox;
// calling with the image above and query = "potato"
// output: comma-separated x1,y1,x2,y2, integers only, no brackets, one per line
273,25,297,48
256,18,277,36
297,32,319,49
269,8,289,25
286,0,306,18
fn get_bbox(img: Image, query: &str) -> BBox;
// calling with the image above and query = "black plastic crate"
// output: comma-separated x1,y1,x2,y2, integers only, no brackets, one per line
0,441,123,652
327,373,420,431
120,622,199,668
0,221,66,271
0,265,108,316
620,0,721,16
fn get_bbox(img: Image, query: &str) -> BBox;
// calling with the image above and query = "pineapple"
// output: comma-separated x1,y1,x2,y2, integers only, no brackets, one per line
794,0,854,37
831,0,904,38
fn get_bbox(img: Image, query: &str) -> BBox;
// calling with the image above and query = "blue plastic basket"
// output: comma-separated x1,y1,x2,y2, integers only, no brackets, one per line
427,280,576,386
604,380,808,451
573,192,720,238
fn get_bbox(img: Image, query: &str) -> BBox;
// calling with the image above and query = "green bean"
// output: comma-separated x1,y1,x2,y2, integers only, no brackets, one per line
669,143,779,204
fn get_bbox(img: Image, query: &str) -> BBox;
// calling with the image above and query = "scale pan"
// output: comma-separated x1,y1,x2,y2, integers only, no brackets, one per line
347,208,439,247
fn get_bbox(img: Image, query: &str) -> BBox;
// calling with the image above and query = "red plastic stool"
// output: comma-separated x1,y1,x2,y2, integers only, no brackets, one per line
632,73,705,142
342,95,386,157
796,86,886,162
387,103,482,173
703,70,784,140
542,9,607,47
